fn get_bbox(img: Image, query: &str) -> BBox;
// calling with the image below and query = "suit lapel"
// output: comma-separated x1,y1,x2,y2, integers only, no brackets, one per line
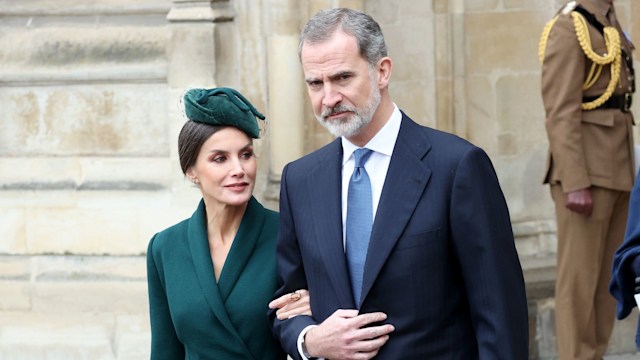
360,116,432,305
307,139,356,308
187,200,252,356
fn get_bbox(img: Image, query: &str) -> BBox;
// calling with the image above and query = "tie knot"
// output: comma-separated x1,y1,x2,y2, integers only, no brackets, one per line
353,148,373,168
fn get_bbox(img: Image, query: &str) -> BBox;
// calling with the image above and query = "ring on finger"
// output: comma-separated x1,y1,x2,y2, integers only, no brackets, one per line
290,290,301,301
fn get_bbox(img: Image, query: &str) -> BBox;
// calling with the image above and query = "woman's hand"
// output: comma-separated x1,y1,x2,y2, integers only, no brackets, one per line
268,289,312,320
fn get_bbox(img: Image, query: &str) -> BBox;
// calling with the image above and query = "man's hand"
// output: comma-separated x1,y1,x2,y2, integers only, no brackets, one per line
304,309,394,360
565,187,593,216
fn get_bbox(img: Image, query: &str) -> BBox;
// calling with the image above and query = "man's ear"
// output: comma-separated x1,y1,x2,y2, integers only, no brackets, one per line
377,57,392,89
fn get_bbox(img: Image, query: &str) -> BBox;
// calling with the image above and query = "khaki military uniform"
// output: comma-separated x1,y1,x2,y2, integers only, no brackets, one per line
540,0,635,359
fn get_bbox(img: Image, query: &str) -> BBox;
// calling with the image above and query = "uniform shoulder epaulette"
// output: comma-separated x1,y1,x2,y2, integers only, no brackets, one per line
561,1,577,15
539,0,622,111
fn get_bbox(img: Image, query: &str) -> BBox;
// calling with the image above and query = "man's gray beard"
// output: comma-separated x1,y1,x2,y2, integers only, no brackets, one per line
316,86,381,138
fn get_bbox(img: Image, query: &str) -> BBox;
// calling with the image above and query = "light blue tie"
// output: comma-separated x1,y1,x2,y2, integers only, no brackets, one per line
346,148,373,307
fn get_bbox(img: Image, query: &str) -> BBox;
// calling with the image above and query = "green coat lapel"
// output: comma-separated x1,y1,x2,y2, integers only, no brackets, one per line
217,197,263,301
187,199,253,357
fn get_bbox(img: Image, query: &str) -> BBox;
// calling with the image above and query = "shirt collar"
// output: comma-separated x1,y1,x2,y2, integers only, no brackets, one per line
342,104,402,164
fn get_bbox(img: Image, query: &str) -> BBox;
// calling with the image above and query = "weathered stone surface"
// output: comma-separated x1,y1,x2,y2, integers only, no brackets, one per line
390,81,434,127
464,0,499,12
381,19,434,82
113,314,151,360
496,74,547,153
0,86,169,157
0,24,168,84
0,281,32,311
32,281,147,313
465,11,551,74
514,220,557,258
166,24,216,87
0,209,26,253
26,208,139,255
0,0,170,15
535,298,558,359
491,147,554,223
20,191,197,255
0,158,81,191
503,0,550,11
0,28,166,67
0,312,118,360
33,255,146,281
0,256,31,279
0,157,172,191
0,190,79,208
465,76,497,153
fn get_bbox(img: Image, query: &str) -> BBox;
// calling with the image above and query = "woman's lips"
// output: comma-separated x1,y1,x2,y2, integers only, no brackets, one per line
225,182,249,191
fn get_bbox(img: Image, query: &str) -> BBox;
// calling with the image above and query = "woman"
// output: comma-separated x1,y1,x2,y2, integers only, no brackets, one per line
146,87,310,359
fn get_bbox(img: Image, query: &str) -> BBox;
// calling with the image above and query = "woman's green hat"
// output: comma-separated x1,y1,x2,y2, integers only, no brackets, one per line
183,87,266,138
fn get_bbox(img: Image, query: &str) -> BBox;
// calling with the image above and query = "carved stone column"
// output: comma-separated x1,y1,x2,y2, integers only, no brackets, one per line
166,0,234,88
165,0,234,194
433,0,466,137
264,0,306,203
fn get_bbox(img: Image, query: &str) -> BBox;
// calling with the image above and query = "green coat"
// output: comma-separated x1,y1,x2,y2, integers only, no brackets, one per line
147,197,285,360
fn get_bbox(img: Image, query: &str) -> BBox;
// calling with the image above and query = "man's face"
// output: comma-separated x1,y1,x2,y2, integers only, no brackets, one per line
300,30,381,138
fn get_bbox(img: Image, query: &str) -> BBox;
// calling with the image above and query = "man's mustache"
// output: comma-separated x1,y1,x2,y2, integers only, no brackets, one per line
322,105,358,119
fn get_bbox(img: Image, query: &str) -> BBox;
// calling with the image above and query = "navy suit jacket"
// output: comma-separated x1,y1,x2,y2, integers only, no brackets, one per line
270,114,528,359
610,170,640,349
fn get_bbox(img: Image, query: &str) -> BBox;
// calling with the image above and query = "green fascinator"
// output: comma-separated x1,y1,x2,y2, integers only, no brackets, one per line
183,87,266,138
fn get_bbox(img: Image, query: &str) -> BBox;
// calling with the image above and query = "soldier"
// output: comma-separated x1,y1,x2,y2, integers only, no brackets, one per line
539,0,635,359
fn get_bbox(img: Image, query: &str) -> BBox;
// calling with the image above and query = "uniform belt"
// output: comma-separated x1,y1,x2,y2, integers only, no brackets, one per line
583,94,633,112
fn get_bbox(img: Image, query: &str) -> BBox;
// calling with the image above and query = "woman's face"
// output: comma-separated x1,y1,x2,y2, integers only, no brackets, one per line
187,126,256,207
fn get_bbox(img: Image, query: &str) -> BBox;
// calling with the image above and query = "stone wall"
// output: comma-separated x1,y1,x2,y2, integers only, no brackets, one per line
1,1,173,358
0,0,638,359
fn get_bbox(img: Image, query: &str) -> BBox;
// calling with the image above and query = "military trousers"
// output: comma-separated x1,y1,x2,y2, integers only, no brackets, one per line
551,185,630,360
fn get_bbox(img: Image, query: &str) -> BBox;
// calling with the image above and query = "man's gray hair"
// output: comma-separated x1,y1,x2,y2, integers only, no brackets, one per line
299,8,387,67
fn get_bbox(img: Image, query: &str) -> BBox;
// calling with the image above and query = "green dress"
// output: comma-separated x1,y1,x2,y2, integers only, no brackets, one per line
147,197,285,360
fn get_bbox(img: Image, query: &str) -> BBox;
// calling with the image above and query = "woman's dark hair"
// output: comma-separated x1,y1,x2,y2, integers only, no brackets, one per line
177,121,223,175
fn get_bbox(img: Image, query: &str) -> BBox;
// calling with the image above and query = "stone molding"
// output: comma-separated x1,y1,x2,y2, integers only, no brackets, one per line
166,0,232,23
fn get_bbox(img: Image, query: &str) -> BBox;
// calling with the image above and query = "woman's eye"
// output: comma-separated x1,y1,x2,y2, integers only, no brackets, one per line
241,151,254,159
212,156,225,163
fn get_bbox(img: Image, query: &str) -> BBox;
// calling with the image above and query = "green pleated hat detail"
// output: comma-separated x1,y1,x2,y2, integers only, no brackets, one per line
183,87,265,138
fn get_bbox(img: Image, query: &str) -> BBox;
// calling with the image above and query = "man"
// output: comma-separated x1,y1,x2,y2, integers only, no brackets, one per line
539,0,635,358
269,8,528,359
